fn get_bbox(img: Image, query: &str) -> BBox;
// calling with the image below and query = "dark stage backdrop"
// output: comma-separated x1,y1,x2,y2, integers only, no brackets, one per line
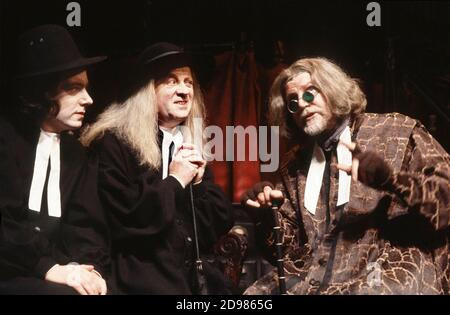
0,0,449,201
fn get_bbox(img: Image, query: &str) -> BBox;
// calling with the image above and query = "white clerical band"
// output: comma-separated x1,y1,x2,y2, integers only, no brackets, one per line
304,126,352,214
28,130,61,218
304,143,326,215
160,127,184,179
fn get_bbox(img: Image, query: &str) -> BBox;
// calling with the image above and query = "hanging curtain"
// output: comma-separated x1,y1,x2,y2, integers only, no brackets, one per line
257,62,289,184
204,50,261,202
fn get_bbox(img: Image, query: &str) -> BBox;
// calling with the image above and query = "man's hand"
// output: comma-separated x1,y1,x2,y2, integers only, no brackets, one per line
240,181,284,209
45,264,107,295
169,143,200,187
176,143,206,184
337,140,393,190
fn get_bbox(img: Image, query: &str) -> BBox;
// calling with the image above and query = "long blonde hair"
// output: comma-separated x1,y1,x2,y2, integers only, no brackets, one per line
81,74,206,170
269,57,367,138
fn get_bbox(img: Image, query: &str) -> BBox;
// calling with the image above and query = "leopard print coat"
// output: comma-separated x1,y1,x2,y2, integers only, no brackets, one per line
245,113,449,295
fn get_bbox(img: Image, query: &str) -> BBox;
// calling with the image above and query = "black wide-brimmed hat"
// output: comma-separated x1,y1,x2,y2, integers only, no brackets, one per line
15,24,106,78
136,42,208,79
117,42,214,102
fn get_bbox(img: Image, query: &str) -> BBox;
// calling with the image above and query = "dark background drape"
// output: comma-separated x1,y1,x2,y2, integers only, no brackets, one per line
204,51,262,201
1,0,449,201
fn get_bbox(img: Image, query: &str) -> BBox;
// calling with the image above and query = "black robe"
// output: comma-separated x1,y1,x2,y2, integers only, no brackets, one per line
0,116,91,285
81,132,234,294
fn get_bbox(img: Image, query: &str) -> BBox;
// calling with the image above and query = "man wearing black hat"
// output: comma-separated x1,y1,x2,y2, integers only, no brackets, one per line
77,42,234,294
0,24,107,294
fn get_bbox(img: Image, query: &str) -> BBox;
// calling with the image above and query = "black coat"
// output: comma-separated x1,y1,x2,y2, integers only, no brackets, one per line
0,116,88,280
82,132,234,294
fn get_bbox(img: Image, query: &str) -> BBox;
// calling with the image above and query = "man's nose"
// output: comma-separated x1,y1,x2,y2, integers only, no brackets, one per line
176,83,191,96
80,88,93,106
298,95,310,109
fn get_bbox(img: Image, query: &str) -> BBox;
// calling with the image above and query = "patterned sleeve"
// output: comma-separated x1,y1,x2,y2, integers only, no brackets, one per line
388,122,450,230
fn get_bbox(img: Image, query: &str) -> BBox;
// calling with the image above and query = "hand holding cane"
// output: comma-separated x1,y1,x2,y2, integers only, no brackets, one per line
241,183,287,294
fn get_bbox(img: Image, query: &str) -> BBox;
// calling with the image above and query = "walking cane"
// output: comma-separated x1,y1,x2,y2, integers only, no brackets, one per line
189,183,209,295
271,200,287,295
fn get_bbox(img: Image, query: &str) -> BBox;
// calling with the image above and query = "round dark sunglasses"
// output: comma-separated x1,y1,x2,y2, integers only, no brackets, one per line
286,91,315,114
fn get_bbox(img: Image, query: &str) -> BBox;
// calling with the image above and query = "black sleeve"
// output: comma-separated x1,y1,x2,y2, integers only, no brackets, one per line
95,134,234,250
191,167,235,251
0,120,56,279
0,212,51,279
59,155,112,277
95,133,185,237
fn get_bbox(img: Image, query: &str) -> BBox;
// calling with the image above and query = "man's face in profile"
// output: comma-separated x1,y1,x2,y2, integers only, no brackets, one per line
43,71,93,133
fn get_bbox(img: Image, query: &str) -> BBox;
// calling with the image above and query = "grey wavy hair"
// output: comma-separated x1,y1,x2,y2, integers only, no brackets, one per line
268,57,367,138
